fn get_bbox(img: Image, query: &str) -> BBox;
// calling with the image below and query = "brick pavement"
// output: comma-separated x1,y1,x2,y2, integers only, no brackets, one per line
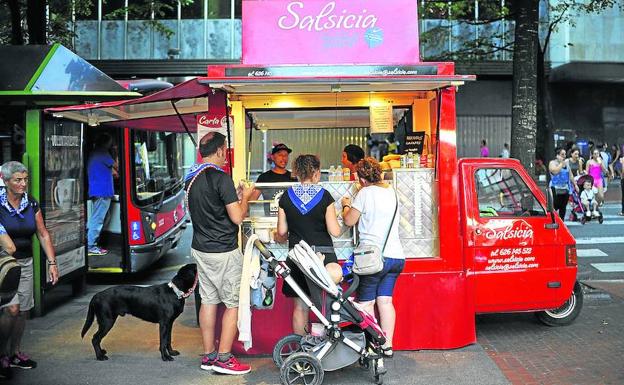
477,285,624,385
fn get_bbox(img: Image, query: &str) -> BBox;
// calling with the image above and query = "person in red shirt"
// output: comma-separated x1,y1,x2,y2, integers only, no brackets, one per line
341,144,365,181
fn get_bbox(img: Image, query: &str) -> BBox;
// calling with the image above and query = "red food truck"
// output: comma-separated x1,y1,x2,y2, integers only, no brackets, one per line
46,0,581,354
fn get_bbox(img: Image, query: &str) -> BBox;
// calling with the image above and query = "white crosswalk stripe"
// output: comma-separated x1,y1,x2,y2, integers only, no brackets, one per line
566,220,624,226
591,263,624,273
576,236,624,244
577,249,609,258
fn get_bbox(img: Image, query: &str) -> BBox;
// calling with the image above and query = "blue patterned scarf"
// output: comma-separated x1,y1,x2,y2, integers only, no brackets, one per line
184,162,224,183
0,187,30,219
287,184,325,215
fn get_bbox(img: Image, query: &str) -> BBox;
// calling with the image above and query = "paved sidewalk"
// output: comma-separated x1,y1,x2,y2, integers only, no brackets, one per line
9,285,509,385
478,283,624,385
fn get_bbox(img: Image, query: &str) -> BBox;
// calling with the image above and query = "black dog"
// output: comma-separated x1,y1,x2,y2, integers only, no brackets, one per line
81,263,197,361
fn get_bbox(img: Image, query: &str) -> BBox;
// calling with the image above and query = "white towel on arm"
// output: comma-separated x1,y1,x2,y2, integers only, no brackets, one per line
238,235,261,351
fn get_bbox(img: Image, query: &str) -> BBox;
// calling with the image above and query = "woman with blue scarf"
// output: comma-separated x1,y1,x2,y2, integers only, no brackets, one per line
276,154,342,335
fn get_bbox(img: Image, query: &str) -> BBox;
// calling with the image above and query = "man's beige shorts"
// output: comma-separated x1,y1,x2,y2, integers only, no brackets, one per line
1,258,34,311
192,248,242,308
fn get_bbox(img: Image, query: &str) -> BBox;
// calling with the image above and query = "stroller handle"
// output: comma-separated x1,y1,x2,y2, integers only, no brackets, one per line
343,273,360,299
253,239,275,261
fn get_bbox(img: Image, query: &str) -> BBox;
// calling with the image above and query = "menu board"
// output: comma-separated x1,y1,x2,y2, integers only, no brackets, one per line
42,119,86,281
403,131,426,154
370,105,394,134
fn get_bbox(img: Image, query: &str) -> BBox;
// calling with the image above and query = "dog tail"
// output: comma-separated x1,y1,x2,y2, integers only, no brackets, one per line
81,298,96,338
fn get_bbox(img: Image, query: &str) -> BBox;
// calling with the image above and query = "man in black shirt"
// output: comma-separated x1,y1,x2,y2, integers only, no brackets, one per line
186,132,253,375
251,143,296,215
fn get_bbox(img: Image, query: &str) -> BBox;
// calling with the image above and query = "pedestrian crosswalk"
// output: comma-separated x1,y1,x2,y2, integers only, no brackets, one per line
566,204,624,274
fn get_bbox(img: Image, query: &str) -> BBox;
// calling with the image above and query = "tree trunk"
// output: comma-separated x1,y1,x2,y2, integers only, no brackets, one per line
510,0,539,176
536,47,550,163
27,0,47,44
7,0,24,45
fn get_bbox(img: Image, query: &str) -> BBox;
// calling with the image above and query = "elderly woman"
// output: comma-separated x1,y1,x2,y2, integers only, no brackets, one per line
276,154,342,335
0,161,58,377
341,157,404,358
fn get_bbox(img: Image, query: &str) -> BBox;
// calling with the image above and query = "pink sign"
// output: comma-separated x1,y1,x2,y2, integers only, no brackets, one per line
242,0,420,65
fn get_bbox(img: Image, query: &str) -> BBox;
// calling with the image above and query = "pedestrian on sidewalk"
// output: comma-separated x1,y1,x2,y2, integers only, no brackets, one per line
548,148,574,219
0,223,16,380
586,149,609,206
186,132,253,375
619,154,624,216
500,143,510,158
480,139,489,157
610,144,621,180
0,161,58,377
567,148,585,179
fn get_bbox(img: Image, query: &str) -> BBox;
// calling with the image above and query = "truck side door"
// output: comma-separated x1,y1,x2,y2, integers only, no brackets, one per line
465,166,559,312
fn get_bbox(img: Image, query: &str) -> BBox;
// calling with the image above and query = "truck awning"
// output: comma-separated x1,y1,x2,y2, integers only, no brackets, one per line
202,63,474,94
44,78,215,133
200,75,474,94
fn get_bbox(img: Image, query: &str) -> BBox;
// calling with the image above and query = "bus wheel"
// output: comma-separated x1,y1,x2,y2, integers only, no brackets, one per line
536,281,583,326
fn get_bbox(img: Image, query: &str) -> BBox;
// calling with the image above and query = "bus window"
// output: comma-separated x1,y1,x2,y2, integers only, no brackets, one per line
132,130,184,205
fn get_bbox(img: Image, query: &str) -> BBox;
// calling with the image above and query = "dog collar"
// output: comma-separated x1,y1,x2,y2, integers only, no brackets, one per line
168,272,198,299
168,282,186,299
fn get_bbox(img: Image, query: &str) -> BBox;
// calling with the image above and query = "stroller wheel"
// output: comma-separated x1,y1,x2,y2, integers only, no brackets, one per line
599,214,604,224
373,358,387,384
273,334,304,367
280,352,324,385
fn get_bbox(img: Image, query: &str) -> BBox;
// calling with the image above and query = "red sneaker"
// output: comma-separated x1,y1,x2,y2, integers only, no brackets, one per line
212,355,251,375
200,354,216,371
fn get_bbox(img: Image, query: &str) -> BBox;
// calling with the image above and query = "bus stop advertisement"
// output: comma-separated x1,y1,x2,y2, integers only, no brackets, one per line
47,0,581,353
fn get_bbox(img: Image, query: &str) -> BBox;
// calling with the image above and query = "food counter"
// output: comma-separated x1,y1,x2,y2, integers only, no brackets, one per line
242,181,358,259
242,168,438,259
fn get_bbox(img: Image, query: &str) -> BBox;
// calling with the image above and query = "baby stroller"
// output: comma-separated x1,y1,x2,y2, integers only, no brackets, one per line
569,174,603,224
253,239,387,385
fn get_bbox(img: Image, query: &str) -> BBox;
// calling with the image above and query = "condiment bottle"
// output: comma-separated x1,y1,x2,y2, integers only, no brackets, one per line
342,167,350,181
329,165,336,181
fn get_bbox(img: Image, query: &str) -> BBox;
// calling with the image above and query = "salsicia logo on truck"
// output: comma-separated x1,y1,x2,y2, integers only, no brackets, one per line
277,1,378,32
484,221,534,246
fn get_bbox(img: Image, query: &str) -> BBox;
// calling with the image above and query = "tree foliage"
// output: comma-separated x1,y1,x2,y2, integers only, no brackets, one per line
105,0,193,39
0,0,193,47
419,0,621,173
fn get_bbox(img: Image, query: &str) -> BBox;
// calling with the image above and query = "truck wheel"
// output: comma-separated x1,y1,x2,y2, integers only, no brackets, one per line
536,281,583,326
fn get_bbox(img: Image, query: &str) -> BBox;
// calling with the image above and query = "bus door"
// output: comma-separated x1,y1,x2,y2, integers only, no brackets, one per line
84,126,124,271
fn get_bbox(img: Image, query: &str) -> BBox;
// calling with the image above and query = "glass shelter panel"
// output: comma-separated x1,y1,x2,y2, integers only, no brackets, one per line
41,119,86,280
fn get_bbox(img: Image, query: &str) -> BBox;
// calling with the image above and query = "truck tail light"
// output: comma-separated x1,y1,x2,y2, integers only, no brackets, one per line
566,245,577,266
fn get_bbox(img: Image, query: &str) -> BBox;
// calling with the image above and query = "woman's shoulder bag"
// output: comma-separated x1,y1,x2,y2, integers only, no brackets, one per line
352,190,399,276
